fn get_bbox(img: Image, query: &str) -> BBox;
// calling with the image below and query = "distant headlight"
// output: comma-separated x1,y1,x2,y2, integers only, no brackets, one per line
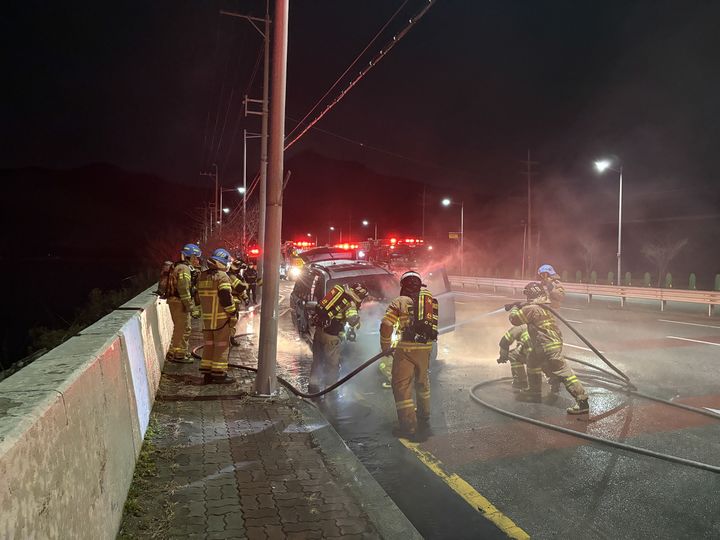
289,266,301,278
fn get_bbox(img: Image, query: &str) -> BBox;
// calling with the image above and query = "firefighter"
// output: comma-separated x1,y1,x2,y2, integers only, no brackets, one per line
308,282,368,394
537,264,565,307
508,282,589,414
228,259,250,309
380,271,438,440
496,324,530,391
243,262,261,305
167,244,202,363
197,248,237,384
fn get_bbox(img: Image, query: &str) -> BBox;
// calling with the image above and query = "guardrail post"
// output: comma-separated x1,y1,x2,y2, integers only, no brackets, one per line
587,293,592,304
660,299,666,311
708,304,714,317
689,273,697,290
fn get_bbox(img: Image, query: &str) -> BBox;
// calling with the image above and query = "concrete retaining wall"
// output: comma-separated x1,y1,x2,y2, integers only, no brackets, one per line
0,287,171,539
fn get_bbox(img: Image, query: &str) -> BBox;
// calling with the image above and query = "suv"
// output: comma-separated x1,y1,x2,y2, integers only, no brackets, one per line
289,260,455,356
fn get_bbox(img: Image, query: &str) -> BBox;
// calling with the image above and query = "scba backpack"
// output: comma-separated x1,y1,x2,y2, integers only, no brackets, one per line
156,261,177,299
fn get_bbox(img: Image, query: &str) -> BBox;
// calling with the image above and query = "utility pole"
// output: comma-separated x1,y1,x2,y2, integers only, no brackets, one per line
421,184,426,239
221,3,270,277
256,0,288,396
520,150,539,278
200,163,219,235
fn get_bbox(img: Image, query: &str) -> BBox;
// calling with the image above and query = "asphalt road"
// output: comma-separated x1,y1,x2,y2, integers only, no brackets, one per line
271,281,720,539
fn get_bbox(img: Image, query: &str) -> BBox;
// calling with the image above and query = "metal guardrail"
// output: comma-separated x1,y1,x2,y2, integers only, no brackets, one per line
449,275,720,316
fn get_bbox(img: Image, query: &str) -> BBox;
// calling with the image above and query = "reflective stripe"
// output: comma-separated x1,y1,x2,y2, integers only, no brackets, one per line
396,399,415,410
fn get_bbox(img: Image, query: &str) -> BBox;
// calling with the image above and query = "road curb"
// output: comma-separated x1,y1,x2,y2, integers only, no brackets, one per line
293,395,423,540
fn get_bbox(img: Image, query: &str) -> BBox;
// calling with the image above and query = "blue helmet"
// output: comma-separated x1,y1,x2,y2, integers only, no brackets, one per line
210,248,232,270
537,264,556,276
182,243,202,258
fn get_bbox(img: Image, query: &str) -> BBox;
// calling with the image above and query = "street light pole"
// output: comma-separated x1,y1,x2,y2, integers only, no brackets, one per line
617,166,623,287
460,201,465,276
256,0,288,397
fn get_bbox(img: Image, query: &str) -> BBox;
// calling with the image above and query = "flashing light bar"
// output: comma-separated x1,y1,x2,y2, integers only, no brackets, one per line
291,241,316,247
333,243,359,250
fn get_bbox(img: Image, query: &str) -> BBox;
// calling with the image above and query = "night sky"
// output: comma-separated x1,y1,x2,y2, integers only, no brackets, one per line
4,1,720,261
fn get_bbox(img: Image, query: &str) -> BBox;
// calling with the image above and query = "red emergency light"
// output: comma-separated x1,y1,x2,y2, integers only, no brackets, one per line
249,248,260,255
333,243,359,250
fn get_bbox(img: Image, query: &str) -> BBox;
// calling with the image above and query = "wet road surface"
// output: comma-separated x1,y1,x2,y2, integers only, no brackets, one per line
246,282,720,539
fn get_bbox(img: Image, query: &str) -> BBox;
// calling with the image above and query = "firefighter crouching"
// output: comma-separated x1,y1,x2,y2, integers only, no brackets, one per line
507,282,589,414
167,243,202,363
197,248,237,384
309,282,368,394
380,271,438,440
496,325,531,391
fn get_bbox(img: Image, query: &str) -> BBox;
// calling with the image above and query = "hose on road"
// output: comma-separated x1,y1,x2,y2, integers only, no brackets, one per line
469,304,720,474
191,344,394,399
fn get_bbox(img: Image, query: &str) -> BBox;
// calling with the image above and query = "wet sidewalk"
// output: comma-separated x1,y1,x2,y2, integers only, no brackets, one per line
118,322,419,539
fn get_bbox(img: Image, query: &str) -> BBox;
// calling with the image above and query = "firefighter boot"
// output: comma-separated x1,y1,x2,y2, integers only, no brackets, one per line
567,399,589,415
210,374,236,385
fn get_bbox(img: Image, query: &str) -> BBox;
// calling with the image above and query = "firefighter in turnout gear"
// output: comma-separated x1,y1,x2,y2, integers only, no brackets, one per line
381,271,438,440
308,282,368,394
228,259,250,309
167,244,202,363
508,282,589,414
537,264,565,307
497,325,530,391
243,262,261,305
197,248,237,384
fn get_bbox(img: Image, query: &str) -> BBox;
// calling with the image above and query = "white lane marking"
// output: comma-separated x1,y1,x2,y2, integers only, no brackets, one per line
705,408,720,415
559,306,581,311
666,336,720,347
565,319,583,324
453,292,511,299
659,319,720,330
565,343,605,353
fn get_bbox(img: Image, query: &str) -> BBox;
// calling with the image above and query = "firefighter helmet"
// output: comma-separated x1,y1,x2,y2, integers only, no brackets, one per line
537,264,556,276
182,243,202,259
400,271,422,295
523,281,545,300
349,282,368,301
209,248,232,270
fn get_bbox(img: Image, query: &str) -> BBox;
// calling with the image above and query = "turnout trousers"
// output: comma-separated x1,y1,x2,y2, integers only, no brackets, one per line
168,297,191,359
199,323,232,376
309,329,342,391
391,344,431,434
527,349,588,401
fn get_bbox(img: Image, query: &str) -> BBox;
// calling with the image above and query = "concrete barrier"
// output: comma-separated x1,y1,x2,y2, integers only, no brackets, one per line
0,286,171,539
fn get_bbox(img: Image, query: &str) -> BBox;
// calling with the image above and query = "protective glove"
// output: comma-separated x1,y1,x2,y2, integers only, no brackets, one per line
497,350,509,364
504,302,522,312
347,327,357,342
190,306,201,319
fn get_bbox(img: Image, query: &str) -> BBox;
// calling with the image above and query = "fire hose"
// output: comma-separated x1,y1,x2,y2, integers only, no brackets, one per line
469,303,720,474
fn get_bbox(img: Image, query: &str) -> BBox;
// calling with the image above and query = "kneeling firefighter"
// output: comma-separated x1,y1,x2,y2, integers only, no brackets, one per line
497,324,531,391
308,282,368,394
380,271,438,439
165,243,202,363
507,282,589,414
197,248,237,384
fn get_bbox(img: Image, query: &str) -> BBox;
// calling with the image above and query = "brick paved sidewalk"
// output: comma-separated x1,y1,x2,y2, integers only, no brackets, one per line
118,334,418,539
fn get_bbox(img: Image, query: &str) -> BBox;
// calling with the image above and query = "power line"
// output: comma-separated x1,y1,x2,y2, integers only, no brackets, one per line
284,0,437,151
284,0,410,143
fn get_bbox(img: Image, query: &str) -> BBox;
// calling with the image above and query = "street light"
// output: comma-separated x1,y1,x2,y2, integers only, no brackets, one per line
442,197,465,275
219,186,246,237
307,232,317,246
329,226,342,243
223,208,230,214
361,219,378,241
595,158,624,290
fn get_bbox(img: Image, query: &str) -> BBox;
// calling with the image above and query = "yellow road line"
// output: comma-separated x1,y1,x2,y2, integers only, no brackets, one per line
399,439,530,540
